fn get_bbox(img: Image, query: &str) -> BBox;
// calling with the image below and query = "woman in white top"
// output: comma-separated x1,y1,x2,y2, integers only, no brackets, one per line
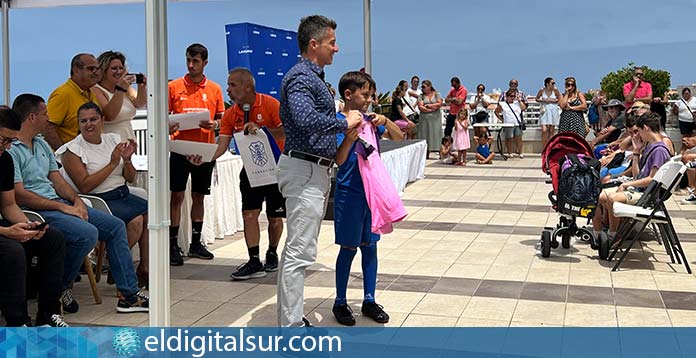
469,83,492,137
495,89,527,158
671,87,696,139
56,103,148,287
92,51,147,141
535,77,561,148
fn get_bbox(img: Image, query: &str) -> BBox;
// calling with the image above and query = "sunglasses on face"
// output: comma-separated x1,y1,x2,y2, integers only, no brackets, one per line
635,73,644,77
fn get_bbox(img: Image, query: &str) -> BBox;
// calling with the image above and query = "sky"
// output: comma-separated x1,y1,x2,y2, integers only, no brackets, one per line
2,0,696,102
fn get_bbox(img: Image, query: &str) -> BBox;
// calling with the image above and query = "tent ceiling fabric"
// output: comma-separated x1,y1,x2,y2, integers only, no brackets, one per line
8,0,199,9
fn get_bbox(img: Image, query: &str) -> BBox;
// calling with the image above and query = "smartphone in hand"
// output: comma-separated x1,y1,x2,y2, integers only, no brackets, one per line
29,222,48,231
127,73,144,84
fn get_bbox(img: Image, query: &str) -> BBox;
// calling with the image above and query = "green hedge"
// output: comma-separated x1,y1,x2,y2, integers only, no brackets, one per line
599,63,670,102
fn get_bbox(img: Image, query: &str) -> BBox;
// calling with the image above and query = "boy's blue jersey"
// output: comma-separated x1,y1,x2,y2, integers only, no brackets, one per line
335,112,385,195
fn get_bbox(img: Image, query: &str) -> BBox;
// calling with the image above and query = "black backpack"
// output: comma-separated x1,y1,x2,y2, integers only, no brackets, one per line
557,154,601,218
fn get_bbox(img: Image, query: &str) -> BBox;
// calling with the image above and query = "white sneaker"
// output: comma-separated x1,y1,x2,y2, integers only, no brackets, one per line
519,153,525,159
682,194,696,205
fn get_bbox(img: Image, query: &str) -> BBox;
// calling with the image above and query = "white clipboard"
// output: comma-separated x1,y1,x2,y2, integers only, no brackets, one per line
169,140,218,163
168,111,210,131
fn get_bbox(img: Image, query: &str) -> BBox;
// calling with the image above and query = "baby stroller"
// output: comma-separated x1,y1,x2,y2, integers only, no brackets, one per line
540,132,605,258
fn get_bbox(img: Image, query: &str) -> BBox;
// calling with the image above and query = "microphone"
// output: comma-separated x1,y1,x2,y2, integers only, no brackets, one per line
242,103,251,135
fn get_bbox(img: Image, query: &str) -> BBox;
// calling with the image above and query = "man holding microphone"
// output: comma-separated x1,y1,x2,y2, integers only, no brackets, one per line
211,68,286,280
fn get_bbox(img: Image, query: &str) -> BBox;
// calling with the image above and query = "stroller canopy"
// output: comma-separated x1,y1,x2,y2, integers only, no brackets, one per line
542,132,595,174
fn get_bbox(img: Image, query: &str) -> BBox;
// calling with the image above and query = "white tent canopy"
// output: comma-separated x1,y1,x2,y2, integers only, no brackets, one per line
1,0,372,327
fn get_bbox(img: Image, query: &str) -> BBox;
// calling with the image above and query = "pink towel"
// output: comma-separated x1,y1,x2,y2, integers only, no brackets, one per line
356,122,408,234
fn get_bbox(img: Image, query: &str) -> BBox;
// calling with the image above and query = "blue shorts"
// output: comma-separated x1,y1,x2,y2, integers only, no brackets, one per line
94,185,148,224
679,120,696,135
333,189,379,247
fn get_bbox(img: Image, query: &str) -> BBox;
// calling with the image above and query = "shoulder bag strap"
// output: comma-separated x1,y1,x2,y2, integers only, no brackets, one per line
402,97,417,113
506,102,523,126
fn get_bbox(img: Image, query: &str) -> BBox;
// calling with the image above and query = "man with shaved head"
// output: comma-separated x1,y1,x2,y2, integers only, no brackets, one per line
211,67,286,280
44,53,100,150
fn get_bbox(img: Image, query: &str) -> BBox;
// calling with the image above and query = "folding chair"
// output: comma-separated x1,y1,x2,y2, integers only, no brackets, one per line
23,209,103,304
79,195,111,284
608,159,690,273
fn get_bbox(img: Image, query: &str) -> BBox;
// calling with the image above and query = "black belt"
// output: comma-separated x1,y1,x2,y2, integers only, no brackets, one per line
284,150,334,167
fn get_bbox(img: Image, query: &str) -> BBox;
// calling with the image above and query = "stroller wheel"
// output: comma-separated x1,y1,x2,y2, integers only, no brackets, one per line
561,233,571,249
551,239,559,249
541,231,552,258
598,232,611,260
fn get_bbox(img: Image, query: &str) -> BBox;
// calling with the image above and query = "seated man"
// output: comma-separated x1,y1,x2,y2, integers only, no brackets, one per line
593,112,671,241
0,106,68,327
9,94,148,314
598,114,637,183
592,99,626,152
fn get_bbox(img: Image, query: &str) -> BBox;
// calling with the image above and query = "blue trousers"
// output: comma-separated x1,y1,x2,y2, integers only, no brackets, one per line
37,201,138,296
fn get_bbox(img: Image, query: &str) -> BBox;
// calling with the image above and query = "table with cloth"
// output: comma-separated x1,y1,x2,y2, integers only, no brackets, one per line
132,152,244,254
379,139,427,195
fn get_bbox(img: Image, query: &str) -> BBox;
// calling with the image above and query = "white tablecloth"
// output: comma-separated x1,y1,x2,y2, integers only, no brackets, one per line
381,140,427,195
201,152,244,243
133,152,244,253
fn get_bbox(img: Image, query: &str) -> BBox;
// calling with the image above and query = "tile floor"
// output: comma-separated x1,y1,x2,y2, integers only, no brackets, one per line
45,154,696,327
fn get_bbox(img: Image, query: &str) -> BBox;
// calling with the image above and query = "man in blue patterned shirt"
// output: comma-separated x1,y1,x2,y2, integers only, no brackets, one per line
276,14,361,327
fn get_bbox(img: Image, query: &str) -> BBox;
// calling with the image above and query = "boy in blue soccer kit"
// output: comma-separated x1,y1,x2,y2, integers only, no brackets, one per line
332,71,403,326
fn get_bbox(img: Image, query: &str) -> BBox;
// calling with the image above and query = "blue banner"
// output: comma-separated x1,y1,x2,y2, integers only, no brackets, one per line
1,327,695,358
225,23,300,99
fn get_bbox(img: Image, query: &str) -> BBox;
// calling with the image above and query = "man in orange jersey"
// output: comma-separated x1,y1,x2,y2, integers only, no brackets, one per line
168,43,225,266
211,68,286,280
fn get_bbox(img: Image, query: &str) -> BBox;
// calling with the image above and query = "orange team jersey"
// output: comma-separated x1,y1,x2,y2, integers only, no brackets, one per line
168,74,225,143
220,93,285,151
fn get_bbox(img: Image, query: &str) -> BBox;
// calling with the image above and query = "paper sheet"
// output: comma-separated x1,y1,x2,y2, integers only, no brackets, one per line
169,140,218,163
168,111,210,131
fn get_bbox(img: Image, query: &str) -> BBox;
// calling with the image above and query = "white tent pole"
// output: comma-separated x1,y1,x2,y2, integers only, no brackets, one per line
362,0,371,74
146,0,170,327
2,0,10,105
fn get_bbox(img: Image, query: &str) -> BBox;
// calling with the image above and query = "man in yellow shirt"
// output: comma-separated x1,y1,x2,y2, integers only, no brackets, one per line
44,53,100,150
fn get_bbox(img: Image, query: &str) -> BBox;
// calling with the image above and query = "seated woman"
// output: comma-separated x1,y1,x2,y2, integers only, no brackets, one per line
592,112,671,242
389,86,416,139
56,102,148,287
